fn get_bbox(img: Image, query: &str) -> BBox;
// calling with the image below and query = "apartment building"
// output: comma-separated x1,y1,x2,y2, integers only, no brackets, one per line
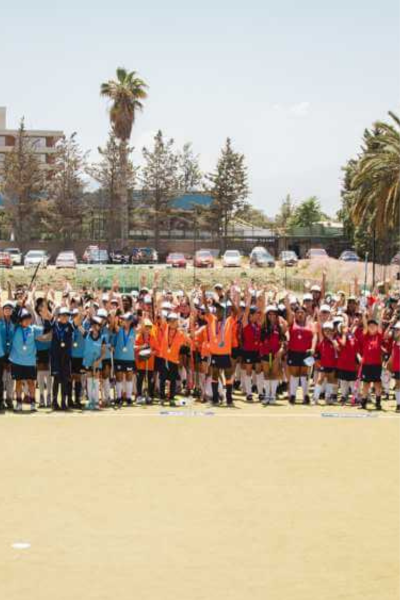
0,106,63,170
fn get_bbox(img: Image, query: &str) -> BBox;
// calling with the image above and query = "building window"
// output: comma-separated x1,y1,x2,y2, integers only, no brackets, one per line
31,137,46,149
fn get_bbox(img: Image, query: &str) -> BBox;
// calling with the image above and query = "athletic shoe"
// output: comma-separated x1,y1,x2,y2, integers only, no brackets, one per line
15,402,22,413
246,394,253,403
302,395,310,405
395,406,400,413
30,402,37,413
289,395,296,405
258,393,265,402
262,396,269,406
269,396,277,405
39,396,45,409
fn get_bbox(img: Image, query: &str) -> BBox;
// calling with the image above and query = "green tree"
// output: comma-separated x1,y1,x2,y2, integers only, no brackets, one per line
43,133,87,244
177,142,202,192
141,130,179,251
206,138,249,251
350,112,399,238
274,194,296,230
235,205,272,229
290,196,326,233
88,132,137,246
101,67,148,242
1,119,46,242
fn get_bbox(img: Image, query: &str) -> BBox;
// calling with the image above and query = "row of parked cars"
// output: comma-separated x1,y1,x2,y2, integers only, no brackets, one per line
0,245,399,269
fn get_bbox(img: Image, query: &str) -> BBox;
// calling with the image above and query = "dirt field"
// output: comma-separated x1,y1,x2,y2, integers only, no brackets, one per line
1,403,399,600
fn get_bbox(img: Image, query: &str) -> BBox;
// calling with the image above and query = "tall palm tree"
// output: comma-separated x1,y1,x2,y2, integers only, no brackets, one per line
351,111,399,237
101,68,148,242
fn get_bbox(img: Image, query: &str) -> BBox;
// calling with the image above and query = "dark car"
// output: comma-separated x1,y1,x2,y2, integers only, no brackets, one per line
339,250,360,262
110,249,130,264
131,247,158,264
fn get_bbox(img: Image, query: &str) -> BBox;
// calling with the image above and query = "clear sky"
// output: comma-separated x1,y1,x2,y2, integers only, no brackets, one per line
2,0,399,216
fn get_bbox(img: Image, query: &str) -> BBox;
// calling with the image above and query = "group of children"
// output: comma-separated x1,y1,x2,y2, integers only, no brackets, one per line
0,278,399,413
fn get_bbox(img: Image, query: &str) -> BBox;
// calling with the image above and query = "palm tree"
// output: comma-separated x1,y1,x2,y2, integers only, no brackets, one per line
101,68,148,242
351,111,400,238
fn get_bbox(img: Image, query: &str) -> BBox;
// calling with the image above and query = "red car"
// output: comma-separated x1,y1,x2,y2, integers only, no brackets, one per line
166,252,187,268
194,250,215,268
0,251,12,268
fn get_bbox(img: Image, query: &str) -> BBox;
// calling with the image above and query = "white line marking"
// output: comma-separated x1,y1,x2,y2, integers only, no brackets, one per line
5,411,398,419
11,542,31,550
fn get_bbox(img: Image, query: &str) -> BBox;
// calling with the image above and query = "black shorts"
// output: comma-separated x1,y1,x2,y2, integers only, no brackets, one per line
337,369,357,382
179,345,191,357
11,363,37,381
114,360,135,373
154,356,164,373
71,357,84,375
36,349,50,365
287,350,308,367
231,347,242,360
261,352,279,363
361,364,382,383
393,370,400,381
242,350,260,365
319,366,336,374
210,354,231,370
101,358,112,372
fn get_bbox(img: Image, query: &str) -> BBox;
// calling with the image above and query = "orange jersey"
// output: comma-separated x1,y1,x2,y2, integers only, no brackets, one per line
135,330,157,371
159,326,187,364
205,313,234,356
153,320,167,357
194,325,211,358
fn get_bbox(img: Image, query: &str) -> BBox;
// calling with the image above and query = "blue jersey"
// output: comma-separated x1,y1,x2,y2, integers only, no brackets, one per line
113,327,136,361
10,325,45,366
82,332,105,369
101,326,113,360
0,319,15,358
71,323,85,358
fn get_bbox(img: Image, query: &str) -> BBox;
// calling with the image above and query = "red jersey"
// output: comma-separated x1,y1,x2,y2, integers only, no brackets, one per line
317,338,337,369
242,323,261,352
260,328,281,356
361,332,383,366
288,322,313,353
337,334,360,372
391,341,400,374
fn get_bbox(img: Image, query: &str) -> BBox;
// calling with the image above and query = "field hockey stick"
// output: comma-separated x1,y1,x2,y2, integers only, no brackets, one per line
110,347,116,404
28,262,41,291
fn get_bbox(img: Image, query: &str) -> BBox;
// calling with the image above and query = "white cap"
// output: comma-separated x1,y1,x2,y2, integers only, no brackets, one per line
311,285,321,292
97,308,108,318
320,304,331,313
289,295,298,304
394,322,400,330
2,301,14,309
121,312,134,321
167,312,179,320
59,307,71,316
322,321,334,329
131,290,139,297
162,301,173,310
176,290,184,297
144,294,152,304
266,305,278,313
102,293,109,302
71,308,80,316
91,316,102,325
303,293,313,301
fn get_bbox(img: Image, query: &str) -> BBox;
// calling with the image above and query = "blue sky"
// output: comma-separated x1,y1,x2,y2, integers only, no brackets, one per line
2,0,399,216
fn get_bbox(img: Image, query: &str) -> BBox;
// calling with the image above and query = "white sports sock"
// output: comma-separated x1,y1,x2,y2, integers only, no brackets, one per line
205,377,213,398
326,383,333,400
116,381,123,398
126,380,133,400
395,390,400,407
300,376,308,398
270,380,279,399
179,366,187,382
289,377,297,398
264,379,272,398
240,370,246,392
37,372,46,398
235,363,241,381
93,380,100,405
320,380,326,393
199,372,206,392
252,371,257,386
245,375,252,396
313,384,322,401
340,380,350,397
256,372,264,395
102,379,110,401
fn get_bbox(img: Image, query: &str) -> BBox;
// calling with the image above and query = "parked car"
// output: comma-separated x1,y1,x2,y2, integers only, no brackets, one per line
4,247,22,265
194,249,215,268
305,248,329,259
82,245,99,263
391,252,400,265
55,251,78,269
0,251,12,268
87,248,109,264
279,250,298,266
339,250,360,262
249,247,275,268
24,250,49,268
222,250,242,268
131,247,158,264
110,249,130,264
166,252,187,268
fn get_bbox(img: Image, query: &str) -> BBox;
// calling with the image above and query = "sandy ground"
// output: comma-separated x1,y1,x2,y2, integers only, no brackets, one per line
1,401,399,600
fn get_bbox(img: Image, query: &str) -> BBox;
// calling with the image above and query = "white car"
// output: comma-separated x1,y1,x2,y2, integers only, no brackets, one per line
4,247,22,265
24,250,49,268
55,251,77,269
222,250,242,267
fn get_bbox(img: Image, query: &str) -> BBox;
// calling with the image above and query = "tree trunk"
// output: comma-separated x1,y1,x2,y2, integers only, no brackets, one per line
154,192,160,252
119,139,129,243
